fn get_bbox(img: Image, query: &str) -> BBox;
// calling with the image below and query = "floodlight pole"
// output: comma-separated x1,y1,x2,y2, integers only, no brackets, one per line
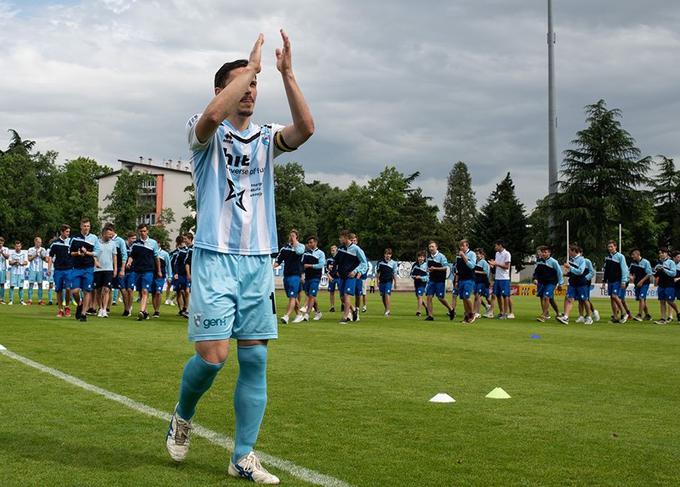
548,0,558,198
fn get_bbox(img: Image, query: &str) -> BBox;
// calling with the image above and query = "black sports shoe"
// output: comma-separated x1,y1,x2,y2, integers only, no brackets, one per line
79,314,87,322
138,311,149,321
122,309,130,317
329,307,335,312
425,315,434,321
87,308,97,316
448,309,456,320
416,311,422,316
153,311,160,318
75,303,83,320
352,309,358,322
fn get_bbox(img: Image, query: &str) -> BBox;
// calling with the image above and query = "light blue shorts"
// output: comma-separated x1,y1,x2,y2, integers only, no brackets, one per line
188,248,277,342
10,274,24,288
0,270,6,285
29,270,43,283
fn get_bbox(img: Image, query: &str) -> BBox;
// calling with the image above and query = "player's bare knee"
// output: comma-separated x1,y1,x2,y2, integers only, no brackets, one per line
195,340,230,364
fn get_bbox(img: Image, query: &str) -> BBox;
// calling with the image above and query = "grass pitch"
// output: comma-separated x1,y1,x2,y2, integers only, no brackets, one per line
1,292,679,486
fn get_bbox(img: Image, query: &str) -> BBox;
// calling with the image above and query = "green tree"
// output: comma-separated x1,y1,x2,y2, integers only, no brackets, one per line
651,155,680,247
472,173,529,270
179,184,196,235
0,130,60,244
274,162,318,246
395,187,441,260
527,196,553,253
554,99,651,257
443,161,477,243
54,157,112,233
103,170,155,234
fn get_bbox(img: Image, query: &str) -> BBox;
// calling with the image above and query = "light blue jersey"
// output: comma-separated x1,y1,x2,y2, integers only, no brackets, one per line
0,246,9,272
159,249,172,279
27,246,47,272
95,239,118,272
187,115,286,255
352,244,368,276
584,258,595,282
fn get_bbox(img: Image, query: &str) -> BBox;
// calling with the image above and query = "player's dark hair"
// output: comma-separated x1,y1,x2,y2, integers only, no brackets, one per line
306,235,317,243
607,240,617,247
175,235,184,245
137,223,148,231
629,248,640,255
672,251,680,258
127,231,136,238
290,229,299,238
104,222,115,231
459,239,469,247
348,233,357,240
14,240,21,245
339,230,350,239
80,217,90,224
537,245,550,253
215,60,249,89
416,250,426,258
495,239,505,247
184,233,194,241
569,244,580,253
0,236,4,242
102,225,113,234
384,248,392,254
59,224,70,233
659,247,669,254
428,240,437,246
475,248,486,257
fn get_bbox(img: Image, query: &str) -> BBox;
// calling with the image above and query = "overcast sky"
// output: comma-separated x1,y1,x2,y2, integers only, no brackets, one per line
1,0,679,211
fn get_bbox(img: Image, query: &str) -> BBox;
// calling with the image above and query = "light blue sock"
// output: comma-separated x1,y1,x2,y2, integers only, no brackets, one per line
0,287,4,301
232,345,268,463
113,288,119,303
18,288,24,302
176,353,224,420
48,288,53,302
37,285,43,302
28,286,34,302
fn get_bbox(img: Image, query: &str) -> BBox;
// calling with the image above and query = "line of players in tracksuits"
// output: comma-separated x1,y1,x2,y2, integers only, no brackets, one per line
532,240,680,325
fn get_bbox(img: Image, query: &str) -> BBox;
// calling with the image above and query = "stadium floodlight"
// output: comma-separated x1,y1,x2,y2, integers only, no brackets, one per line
547,0,558,197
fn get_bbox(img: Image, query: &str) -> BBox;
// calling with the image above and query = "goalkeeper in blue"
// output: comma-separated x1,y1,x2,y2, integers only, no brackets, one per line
166,31,314,484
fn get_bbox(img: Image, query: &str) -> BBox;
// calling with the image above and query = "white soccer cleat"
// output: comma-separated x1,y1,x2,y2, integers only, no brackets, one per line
228,452,280,484
299,305,308,314
506,313,515,319
557,315,569,325
166,407,192,462
619,314,628,324
575,316,585,323
280,315,289,325
584,316,594,325
292,314,305,323
361,305,367,313
384,311,390,317
593,310,600,321
483,311,494,319
313,312,322,321
484,304,491,314
474,312,481,319
303,313,310,321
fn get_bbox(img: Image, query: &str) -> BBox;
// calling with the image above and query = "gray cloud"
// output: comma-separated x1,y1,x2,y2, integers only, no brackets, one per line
1,0,678,213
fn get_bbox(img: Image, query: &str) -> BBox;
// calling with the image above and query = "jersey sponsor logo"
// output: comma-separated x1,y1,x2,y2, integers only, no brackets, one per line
225,178,247,211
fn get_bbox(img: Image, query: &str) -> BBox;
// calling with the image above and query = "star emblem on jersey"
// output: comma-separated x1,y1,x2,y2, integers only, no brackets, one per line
225,178,247,212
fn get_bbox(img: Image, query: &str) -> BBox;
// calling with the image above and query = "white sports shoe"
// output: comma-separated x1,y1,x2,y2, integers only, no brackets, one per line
474,312,481,319
506,313,515,319
619,313,628,324
102,309,109,318
292,314,305,323
584,317,594,325
166,406,192,462
280,315,289,324
557,315,569,325
303,313,310,322
483,311,494,319
593,310,601,321
299,305,308,314
575,316,585,323
384,311,390,317
361,305,367,313
228,451,280,484
313,312,322,321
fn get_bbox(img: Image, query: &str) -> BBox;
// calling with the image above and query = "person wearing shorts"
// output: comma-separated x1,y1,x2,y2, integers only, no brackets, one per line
533,246,563,322
424,241,455,321
165,33,315,483
93,225,117,318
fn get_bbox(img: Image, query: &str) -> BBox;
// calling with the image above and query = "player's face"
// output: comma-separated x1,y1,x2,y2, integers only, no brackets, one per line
14,243,21,250
607,243,616,254
417,255,425,263
494,243,502,252
540,250,550,260
139,227,149,239
308,239,317,249
459,243,468,252
224,67,257,117
61,228,70,239
631,251,640,261
128,236,137,245
674,255,680,264
568,248,576,257
384,253,391,260
34,237,41,247
428,243,437,254
659,250,667,260
351,237,358,245
331,245,337,255
475,252,483,261
81,222,91,234
102,229,113,241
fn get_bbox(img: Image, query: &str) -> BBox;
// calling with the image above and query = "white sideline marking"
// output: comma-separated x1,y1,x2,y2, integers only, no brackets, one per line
0,345,353,487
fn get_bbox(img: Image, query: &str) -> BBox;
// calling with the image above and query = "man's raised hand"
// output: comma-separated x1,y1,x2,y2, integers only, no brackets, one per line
248,33,264,74
276,29,292,73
